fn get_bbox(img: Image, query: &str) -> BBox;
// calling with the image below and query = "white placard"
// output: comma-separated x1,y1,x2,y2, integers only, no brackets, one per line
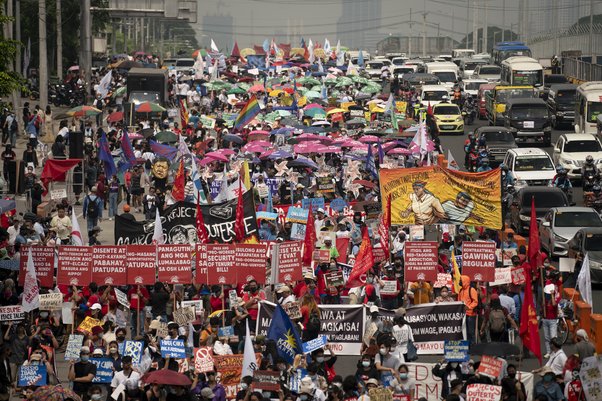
39,293,64,310
114,288,130,309
50,189,67,200
490,267,512,286
62,302,74,324
380,280,398,295
559,257,576,272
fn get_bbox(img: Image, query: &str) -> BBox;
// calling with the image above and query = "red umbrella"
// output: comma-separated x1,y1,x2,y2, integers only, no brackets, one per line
107,111,124,123
238,77,255,83
304,103,324,110
359,135,380,144
249,84,266,93
205,151,229,162
141,369,192,386
387,148,412,155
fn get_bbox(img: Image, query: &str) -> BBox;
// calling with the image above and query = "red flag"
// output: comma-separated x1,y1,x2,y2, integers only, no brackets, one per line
427,101,433,116
303,45,309,61
519,267,542,364
346,228,375,288
172,158,185,202
528,197,541,273
234,179,246,242
196,193,209,244
231,41,241,59
179,98,189,129
378,195,391,256
302,209,316,266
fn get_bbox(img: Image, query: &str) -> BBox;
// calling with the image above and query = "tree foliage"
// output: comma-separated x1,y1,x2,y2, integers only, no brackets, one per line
0,1,25,97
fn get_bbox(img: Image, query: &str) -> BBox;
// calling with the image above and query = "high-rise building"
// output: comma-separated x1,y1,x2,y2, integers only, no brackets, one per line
337,0,382,49
201,13,234,53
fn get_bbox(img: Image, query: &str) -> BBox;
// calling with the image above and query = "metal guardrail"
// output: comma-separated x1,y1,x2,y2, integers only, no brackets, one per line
563,57,602,82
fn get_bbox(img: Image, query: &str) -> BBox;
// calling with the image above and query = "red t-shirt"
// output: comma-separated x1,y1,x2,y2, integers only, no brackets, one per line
127,286,150,310
242,291,266,320
209,295,223,312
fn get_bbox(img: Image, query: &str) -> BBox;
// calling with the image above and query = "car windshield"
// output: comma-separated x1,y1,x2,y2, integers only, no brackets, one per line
585,234,602,251
434,106,460,115
510,106,547,119
513,70,543,86
497,89,536,102
433,71,456,82
465,82,485,90
514,155,555,171
464,62,482,71
556,90,576,105
392,59,405,65
368,62,384,69
482,131,515,143
395,68,415,74
423,91,448,101
479,67,501,75
521,192,566,208
587,102,602,123
546,75,568,84
176,59,194,67
555,212,602,227
563,140,602,153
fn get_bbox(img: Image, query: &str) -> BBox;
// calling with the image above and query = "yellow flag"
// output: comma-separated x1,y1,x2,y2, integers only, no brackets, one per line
242,160,251,190
451,250,461,294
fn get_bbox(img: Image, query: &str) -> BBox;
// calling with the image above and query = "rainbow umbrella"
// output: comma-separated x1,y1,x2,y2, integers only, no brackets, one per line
135,102,166,113
66,105,101,117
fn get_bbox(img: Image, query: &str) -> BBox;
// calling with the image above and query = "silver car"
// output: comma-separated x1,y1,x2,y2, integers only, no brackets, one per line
539,207,602,257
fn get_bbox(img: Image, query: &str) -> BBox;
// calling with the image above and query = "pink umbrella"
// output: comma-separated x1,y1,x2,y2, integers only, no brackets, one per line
294,143,321,154
320,145,343,154
249,84,266,93
297,133,320,141
242,144,268,153
249,130,270,136
247,140,272,147
127,133,144,139
381,142,399,152
387,148,412,155
340,139,363,147
204,151,229,162
304,103,324,110
259,149,275,159
217,149,236,156
200,157,219,166
359,135,380,144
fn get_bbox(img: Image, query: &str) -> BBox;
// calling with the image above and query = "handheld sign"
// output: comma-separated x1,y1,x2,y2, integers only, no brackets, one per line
123,341,144,365
91,358,114,383
18,365,47,387
160,339,186,359
114,288,130,309
39,293,63,310
302,335,328,354
65,334,84,361
444,340,469,362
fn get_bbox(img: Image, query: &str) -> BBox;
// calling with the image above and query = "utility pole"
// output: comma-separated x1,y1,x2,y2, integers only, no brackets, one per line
6,0,17,110
482,0,488,53
589,0,594,55
555,0,560,56
15,0,20,77
472,0,478,51
422,12,427,58
56,0,63,79
81,0,91,97
39,0,48,109
409,8,413,58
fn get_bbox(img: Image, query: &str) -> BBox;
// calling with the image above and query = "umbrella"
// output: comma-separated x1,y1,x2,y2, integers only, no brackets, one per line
336,76,353,86
135,102,166,113
246,140,272,147
203,81,232,91
351,75,370,84
320,145,343,154
304,91,321,99
346,118,366,128
141,128,155,138
227,87,246,95
353,179,376,189
222,133,244,144
127,132,144,140
217,148,237,156
155,131,178,143
312,120,331,126
205,151,229,162
111,86,127,98
326,108,346,115
360,85,382,94
32,385,82,401
289,157,318,169
305,108,327,118
267,150,294,159
387,147,412,155
296,133,321,142
67,65,80,72
271,127,294,136
249,84,266,93
248,131,270,141
115,60,143,70
469,342,520,357
106,111,124,123
359,135,380,144
269,89,285,97
66,105,101,118
141,369,192,386
304,103,324,110
298,76,321,86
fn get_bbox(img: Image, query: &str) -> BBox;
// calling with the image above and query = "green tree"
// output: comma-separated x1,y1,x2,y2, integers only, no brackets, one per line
0,0,25,97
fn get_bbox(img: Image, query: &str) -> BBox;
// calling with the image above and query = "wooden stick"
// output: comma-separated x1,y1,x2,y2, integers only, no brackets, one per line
221,285,226,327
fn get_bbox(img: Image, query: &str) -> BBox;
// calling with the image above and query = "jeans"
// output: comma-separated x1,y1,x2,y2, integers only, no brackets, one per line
87,217,98,233
542,318,558,354
109,192,118,217
130,309,145,337
466,315,477,344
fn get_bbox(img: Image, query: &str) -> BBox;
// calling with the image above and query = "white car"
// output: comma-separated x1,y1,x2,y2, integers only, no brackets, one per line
463,79,489,97
419,85,450,107
503,148,557,189
365,60,387,80
472,64,502,82
540,207,602,257
552,133,602,179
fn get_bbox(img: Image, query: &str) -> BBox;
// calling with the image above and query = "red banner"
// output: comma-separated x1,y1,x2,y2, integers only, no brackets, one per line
404,242,438,282
477,355,504,379
206,244,236,285
235,244,268,284
511,265,525,285
126,245,157,285
19,246,55,288
461,242,496,282
57,246,92,286
335,238,349,264
275,241,303,282
157,245,192,284
92,246,127,285
196,244,209,284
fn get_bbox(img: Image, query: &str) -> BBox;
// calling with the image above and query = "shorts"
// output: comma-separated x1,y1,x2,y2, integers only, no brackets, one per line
131,188,143,196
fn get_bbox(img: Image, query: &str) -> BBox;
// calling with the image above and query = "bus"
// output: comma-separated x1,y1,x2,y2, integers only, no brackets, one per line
575,82,602,134
501,56,543,87
492,42,532,65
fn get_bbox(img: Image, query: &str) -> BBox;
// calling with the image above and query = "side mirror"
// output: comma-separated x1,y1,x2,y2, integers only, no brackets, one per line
575,124,581,133
542,221,551,227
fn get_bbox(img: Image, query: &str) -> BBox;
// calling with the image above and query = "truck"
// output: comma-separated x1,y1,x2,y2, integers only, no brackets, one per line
125,68,169,124
485,85,537,126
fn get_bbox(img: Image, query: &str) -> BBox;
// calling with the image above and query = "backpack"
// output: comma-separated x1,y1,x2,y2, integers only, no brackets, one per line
306,310,321,333
10,118,17,132
489,309,507,333
469,285,484,314
86,196,99,219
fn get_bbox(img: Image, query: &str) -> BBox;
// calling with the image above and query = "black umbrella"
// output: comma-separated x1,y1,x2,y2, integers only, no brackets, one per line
469,342,520,357
141,128,155,139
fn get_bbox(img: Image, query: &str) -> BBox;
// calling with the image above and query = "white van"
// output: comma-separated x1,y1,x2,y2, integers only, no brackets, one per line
419,85,450,107
575,82,602,134
502,148,557,189
425,62,459,92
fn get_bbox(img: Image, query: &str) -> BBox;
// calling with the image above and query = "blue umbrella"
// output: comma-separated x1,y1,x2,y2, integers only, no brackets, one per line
223,134,244,144
271,127,294,136
268,150,294,160
289,156,318,169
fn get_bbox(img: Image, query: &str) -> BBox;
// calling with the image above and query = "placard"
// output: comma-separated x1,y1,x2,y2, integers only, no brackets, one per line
316,176,335,193
196,244,209,284
275,241,303,282
126,245,157,285
283,302,302,320
286,206,309,223
290,223,306,240
77,316,102,335
18,365,47,387
495,248,517,266
235,244,268,284
160,339,186,358
462,242,496,282
466,384,502,401
433,273,453,289
511,266,525,285
404,242,438,281
251,370,281,392
444,340,469,362
477,355,504,379
214,353,263,399
157,244,192,284
181,300,204,317
301,197,325,212
19,246,55,288
0,305,24,321
57,246,93,286
313,249,330,263
173,306,196,326
229,290,238,308
218,326,235,337
90,357,114,383
123,341,144,365
194,346,214,373
302,335,328,354
490,267,512,286
114,288,131,309
62,302,74,325
324,270,344,287
92,245,127,285
65,334,84,361
206,244,236,285
39,293,63,310
50,188,68,200
369,388,393,401
380,280,398,295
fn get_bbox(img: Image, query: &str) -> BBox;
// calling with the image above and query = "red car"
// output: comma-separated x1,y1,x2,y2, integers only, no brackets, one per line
478,83,496,119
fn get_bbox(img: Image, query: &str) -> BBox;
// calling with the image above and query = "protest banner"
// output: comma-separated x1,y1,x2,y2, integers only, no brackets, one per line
92,245,127,285
496,248,517,266
157,244,192,284
316,176,335,193
91,357,114,383
39,293,63,310
330,198,348,212
65,334,84,361
324,270,345,287
301,197,325,212
0,305,24,321
57,246,93,286
62,303,73,325
235,244,268,284
313,249,330,263
434,273,453,289
206,244,236,285
283,302,302,320
444,340,470,362
18,365,47,387
173,306,196,326
302,335,328,354
50,188,67,200
477,355,504,379
218,326,235,338
462,242,496,282
200,115,216,129
286,207,309,223
214,353,263,399
114,288,130,309
126,245,157,285
160,339,186,358
580,355,602,401
405,302,465,354
466,384,502,401
196,244,209,283
491,267,512,286
19,246,55,288
404,242,438,281
124,341,144,365
380,166,502,229
251,371,281,391
380,280,398,295
194,347,214,373
511,265,526,285
77,316,102,335
274,241,303,282
368,388,393,401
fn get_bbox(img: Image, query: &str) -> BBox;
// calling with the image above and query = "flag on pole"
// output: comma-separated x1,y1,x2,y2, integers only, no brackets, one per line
302,210,316,266
98,131,117,178
211,39,219,53
179,99,189,130
96,70,113,99
390,105,399,131
346,228,375,288
267,304,303,364
118,129,136,172
451,250,462,294
378,195,391,256
22,248,40,312
528,197,541,273
234,96,262,131
308,39,315,63
323,38,331,53
519,267,542,364
347,60,358,75
241,320,258,377
152,209,164,245
172,158,185,202
377,140,385,164
231,41,241,59
578,253,593,306
196,193,209,244
447,150,459,170
71,209,83,246
234,179,246,242
358,49,364,67
365,144,378,180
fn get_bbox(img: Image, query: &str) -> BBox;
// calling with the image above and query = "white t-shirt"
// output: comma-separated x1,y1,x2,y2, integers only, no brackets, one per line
111,369,141,390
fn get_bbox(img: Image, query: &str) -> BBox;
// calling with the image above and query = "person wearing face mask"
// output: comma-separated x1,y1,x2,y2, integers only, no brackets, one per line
69,346,97,400
564,368,585,401
501,364,526,401
107,340,122,371
235,375,253,401
111,355,141,401
435,286,455,303
243,280,266,327
3,322,29,383
88,385,104,401
166,385,193,401
306,363,328,392
534,367,564,401
87,325,106,352
276,285,296,306
205,370,226,401
392,309,413,362
312,348,337,383
374,339,401,386
432,359,465,400
355,354,379,387
209,285,224,313
391,364,416,399
299,377,326,401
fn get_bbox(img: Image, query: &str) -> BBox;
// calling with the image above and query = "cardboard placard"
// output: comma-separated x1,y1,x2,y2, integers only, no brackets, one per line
380,280,398,295
218,326,235,337
77,316,102,335
0,305,25,321
462,242,496,282
65,334,84,361
301,197,325,212
444,340,469,362
114,288,131,309
181,300,204,316
173,306,196,326
368,388,393,401
286,206,309,223
92,245,127,285
50,188,67,200
123,341,144,365
229,290,238,308
18,365,47,387
316,176,335,193
282,302,302,320
490,267,512,286
251,370,281,392
313,249,330,263
57,246,93,286
466,384,502,401
324,270,344,287
302,335,328,354
160,339,186,358
194,346,215,373
404,241,438,281
511,266,525,285
433,273,453,289
275,241,303,282
495,248,517,266
477,355,504,379
39,293,63,310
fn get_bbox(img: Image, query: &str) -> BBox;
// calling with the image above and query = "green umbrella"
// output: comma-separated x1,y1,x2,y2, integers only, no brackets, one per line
361,85,381,94
237,82,251,91
364,81,382,91
298,76,321,86
351,75,370,85
112,86,127,98
296,86,309,95
276,109,292,117
227,87,246,95
336,76,353,86
155,131,179,143
305,108,327,118
304,91,322,99
309,85,323,92
203,80,231,91
324,78,338,86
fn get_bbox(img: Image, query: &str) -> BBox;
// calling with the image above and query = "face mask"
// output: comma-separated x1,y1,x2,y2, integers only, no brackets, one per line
40,312,49,318
316,357,324,363
508,373,516,379
91,395,102,401
367,278,374,284
468,367,475,374
544,375,554,382
250,287,258,293
450,363,458,369
362,361,370,367
399,373,408,380
117,336,125,341
240,383,248,390
97,333,103,339
80,355,89,362
544,262,550,267
379,348,387,356
299,395,309,401
110,348,118,354
441,292,448,298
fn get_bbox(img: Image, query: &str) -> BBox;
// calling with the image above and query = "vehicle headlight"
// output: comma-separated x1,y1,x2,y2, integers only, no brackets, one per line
560,158,575,166
553,233,567,241
519,214,530,221
516,179,527,187
590,260,602,270
557,111,564,116
455,116,463,122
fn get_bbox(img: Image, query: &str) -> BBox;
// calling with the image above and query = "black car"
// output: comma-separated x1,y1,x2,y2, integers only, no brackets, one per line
547,83,577,128
504,98,553,147
475,126,518,165
510,187,569,235
568,227,602,283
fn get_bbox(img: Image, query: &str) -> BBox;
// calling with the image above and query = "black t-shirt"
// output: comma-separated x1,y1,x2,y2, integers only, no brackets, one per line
73,361,97,394
150,291,170,317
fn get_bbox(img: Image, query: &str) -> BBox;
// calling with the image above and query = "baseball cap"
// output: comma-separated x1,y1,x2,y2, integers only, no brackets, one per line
90,303,102,310
369,305,379,313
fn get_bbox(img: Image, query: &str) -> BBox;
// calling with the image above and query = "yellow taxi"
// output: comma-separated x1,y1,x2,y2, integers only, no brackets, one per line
432,102,464,135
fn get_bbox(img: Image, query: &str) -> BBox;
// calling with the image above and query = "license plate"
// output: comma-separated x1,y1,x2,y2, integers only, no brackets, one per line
524,121,534,128
441,125,454,130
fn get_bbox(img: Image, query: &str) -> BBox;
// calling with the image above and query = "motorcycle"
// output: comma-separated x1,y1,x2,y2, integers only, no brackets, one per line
50,84,86,107
467,150,479,172
462,102,477,125
582,169,599,192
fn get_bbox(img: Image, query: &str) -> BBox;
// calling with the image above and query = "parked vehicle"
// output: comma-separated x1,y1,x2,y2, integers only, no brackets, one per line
575,81,602,134
540,207,602,257
568,227,602,283
504,98,552,146
510,187,569,235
